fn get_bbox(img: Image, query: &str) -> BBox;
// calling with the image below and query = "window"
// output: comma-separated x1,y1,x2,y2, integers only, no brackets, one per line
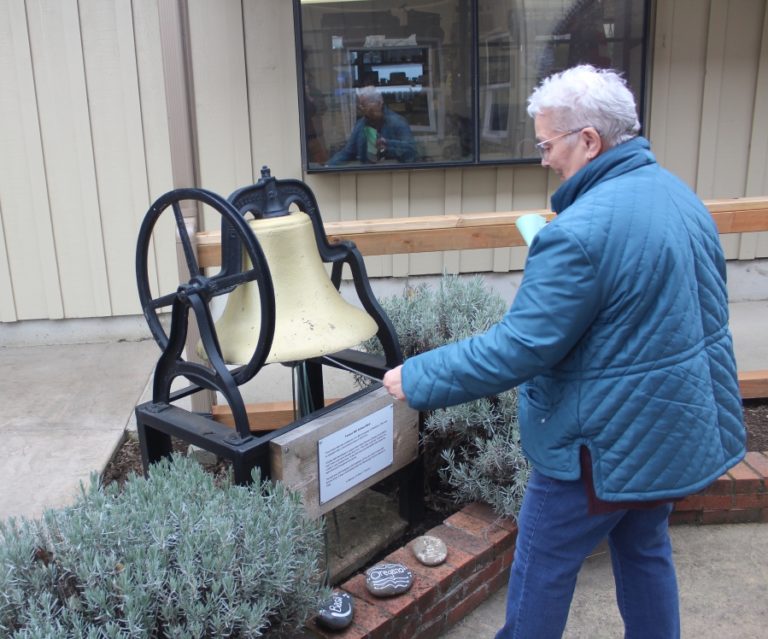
295,0,650,172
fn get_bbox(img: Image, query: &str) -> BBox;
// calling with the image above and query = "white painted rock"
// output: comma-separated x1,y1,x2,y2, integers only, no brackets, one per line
365,562,413,597
411,534,448,566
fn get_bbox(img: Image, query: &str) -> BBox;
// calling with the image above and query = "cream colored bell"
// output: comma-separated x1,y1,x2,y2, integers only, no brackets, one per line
200,211,378,365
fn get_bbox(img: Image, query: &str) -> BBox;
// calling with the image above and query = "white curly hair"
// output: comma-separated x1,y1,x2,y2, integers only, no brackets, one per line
527,65,640,149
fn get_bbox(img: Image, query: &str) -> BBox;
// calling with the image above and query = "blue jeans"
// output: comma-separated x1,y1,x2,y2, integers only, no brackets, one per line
495,470,679,639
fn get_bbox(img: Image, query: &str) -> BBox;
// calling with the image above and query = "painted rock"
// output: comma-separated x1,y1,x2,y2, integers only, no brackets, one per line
411,534,448,566
316,590,354,631
365,562,413,597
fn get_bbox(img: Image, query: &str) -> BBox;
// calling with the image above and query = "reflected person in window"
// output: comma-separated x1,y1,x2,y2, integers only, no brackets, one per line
327,86,417,166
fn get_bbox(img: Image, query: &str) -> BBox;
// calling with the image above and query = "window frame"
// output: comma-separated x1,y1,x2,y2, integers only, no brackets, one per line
293,0,653,173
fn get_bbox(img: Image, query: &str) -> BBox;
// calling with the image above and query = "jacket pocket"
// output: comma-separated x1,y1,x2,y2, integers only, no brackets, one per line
520,379,559,426
523,383,549,410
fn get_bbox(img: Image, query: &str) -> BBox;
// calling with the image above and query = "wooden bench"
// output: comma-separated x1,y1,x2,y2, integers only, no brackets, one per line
196,196,768,264
739,372,768,400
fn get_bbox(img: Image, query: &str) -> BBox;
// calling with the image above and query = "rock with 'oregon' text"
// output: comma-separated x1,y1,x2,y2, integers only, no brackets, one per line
364,562,413,597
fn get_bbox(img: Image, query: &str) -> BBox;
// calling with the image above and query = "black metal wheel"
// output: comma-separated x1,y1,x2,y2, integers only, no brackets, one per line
135,188,275,385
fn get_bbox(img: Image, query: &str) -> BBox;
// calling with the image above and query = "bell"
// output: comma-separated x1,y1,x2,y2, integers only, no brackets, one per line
203,211,378,365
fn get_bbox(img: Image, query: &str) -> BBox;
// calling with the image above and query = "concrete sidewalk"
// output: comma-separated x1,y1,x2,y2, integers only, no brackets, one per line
0,339,157,520
440,523,768,638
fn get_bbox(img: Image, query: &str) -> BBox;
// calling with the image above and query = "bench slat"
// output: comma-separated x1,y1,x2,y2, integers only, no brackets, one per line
740,370,768,400
195,197,768,267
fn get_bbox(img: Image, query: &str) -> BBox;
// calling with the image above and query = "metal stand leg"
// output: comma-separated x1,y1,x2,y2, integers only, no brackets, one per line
136,409,174,476
398,410,426,524
306,360,325,414
397,457,425,525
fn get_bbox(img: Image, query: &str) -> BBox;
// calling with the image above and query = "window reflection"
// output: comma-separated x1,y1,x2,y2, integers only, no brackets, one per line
478,0,647,161
326,85,419,165
299,0,472,170
296,0,648,170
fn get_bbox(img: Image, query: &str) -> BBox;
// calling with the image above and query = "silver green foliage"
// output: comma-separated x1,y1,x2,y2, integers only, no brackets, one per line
0,456,329,638
366,273,530,518
430,391,530,518
372,273,507,355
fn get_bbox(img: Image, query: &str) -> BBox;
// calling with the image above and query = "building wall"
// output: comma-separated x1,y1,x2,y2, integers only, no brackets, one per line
0,0,766,323
0,0,178,323
650,0,768,258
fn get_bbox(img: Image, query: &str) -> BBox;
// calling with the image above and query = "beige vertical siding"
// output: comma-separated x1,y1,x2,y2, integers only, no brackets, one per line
745,2,768,257
0,0,62,321
0,0,174,323
1,0,766,323
79,1,161,316
243,0,303,180
650,0,768,258
186,0,252,235
134,0,179,302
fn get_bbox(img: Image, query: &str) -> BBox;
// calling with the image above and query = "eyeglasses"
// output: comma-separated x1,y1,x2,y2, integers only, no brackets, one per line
535,128,584,158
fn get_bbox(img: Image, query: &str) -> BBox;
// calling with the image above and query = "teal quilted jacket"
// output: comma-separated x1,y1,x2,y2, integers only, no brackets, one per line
401,137,746,501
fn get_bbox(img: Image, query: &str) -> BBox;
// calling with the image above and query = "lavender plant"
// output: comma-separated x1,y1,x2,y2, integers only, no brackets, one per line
0,456,328,638
364,273,530,518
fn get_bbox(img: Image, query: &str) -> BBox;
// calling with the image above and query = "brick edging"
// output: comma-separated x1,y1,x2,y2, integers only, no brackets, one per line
306,451,768,639
306,500,517,639
670,451,768,525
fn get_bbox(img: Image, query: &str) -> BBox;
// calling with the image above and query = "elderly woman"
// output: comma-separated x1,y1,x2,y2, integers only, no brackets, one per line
384,65,745,638
327,86,417,166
